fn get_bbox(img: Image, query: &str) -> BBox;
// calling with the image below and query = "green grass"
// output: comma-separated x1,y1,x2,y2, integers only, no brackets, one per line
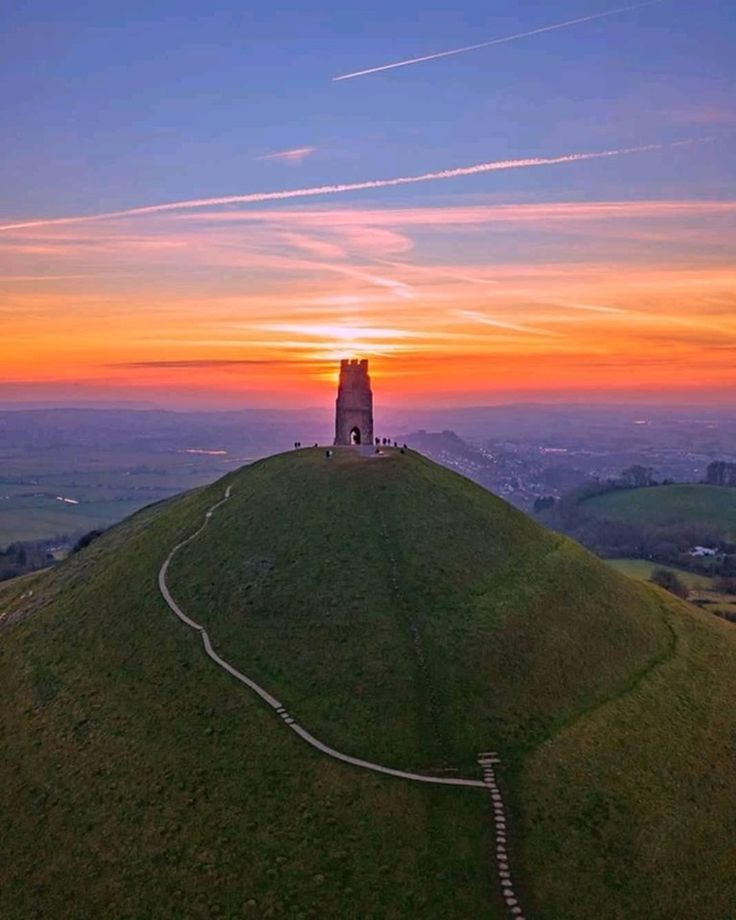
607,558,736,620
582,484,736,537
2,448,736,918
170,449,669,772
606,558,713,589
521,600,736,920
0,466,492,920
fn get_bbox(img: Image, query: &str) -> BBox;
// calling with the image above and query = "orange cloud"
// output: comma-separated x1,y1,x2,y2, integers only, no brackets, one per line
1,194,735,406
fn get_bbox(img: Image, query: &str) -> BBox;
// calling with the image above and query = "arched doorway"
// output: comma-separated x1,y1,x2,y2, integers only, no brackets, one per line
350,427,361,445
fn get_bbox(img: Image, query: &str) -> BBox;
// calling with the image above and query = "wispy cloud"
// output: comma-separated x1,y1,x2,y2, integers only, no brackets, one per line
319,264,416,299
259,323,419,340
547,300,628,315
111,358,304,368
0,139,705,233
333,0,666,81
280,231,348,260
0,274,95,281
255,146,316,164
456,309,563,338
180,198,736,229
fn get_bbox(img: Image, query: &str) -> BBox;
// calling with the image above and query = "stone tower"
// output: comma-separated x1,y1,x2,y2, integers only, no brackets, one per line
334,359,374,446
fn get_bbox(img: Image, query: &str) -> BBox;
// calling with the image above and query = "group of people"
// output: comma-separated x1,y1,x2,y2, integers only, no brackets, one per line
294,438,407,450
293,440,409,458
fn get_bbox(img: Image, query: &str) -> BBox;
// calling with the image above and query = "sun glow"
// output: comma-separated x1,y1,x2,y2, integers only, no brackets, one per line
1,197,735,406
260,323,420,362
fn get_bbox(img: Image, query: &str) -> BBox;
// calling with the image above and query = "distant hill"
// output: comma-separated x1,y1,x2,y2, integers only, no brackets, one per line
2,449,736,919
581,483,736,539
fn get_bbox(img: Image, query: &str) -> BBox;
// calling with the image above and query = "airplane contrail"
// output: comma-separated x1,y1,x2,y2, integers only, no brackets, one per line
333,0,667,81
0,138,704,233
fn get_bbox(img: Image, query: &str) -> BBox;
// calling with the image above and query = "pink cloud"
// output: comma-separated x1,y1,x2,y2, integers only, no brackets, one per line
279,231,348,261
254,146,316,164
179,199,736,230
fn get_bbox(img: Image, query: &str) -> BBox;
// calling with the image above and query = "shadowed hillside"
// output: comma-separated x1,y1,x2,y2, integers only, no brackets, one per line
2,448,736,919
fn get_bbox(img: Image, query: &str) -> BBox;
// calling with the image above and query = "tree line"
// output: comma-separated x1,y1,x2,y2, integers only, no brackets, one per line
534,464,736,577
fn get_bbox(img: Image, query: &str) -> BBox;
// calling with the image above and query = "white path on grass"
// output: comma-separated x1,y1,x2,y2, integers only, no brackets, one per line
158,484,485,788
157,483,527,916
479,753,527,920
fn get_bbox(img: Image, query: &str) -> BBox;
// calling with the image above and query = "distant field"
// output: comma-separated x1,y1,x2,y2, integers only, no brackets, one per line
606,558,713,589
0,494,157,547
0,424,265,548
608,557,736,619
582,484,736,536
0,453,223,547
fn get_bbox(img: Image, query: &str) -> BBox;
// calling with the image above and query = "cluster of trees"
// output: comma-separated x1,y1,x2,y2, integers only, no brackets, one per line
705,461,736,487
618,465,659,488
0,540,56,582
0,527,107,583
71,529,103,553
650,568,689,599
535,467,736,577
534,466,669,515
1,527,106,583
557,516,734,574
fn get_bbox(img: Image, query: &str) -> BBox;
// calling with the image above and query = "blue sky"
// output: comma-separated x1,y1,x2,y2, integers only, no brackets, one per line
2,0,734,216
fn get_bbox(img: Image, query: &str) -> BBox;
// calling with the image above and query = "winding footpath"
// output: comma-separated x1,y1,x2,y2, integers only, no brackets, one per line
158,484,526,918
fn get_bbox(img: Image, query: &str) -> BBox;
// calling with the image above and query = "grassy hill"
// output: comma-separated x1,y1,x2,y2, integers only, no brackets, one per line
2,448,736,919
581,483,736,538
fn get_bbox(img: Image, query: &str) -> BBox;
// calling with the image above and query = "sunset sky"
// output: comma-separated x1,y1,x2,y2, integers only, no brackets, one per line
2,0,735,408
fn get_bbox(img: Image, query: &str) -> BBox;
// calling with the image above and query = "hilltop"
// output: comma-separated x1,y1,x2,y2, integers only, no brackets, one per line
2,448,736,919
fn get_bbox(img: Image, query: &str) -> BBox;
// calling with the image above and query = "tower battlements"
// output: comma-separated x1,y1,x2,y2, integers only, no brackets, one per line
339,358,369,373
334,359,374,446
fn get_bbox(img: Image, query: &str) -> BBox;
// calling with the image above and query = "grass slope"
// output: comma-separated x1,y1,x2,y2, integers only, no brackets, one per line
2,448,736,919
522,599,736,919
607,558,736,619
582,483,736,537
169,449,669,774
606,558,713,588
0,480,490,920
